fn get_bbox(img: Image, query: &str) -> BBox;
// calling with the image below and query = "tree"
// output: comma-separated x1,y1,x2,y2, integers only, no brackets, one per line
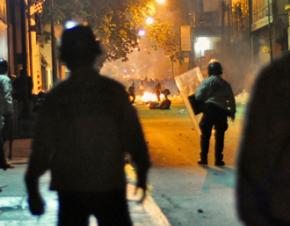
98,7,139,61
40,0,179,61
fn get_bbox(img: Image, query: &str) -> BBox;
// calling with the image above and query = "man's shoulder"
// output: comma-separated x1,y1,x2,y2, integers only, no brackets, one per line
220,77,231,87
278,51,290,64
98,75,128,99
99,75,125,90
45,80,66,97
206,75,222,82
0,74,10,82
257,52,290,83
200,76,214,85
203,75,226,85
46,75,127,99
273,52,290,76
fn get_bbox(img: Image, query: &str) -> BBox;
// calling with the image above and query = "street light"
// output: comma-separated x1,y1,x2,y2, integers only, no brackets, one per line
145,17,155,25
138,29,146,37
156,0,166,5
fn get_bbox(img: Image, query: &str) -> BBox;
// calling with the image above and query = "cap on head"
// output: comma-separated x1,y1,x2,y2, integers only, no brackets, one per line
208,61,223,76
60,25,102,70
0,58,8,74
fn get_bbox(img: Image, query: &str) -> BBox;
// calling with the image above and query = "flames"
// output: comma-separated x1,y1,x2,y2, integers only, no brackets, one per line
140,91,164,103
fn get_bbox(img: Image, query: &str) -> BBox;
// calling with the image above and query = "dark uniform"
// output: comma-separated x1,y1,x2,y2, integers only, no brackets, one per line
195,62,236,166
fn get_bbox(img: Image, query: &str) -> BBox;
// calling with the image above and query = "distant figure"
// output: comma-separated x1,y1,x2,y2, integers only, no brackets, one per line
139,81,145,96
159,89,171,110
195,61,236,166
149,89,171,110
32,91,47,113
25,25,151,226
237,53,290,226
13,69,33,119
128,82,135,104
154,82,161,102
0,59,14,170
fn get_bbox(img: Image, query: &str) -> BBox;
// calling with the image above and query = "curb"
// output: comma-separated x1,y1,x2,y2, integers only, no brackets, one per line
9,158,28,165
5,161,172,226
143,195,172,226
125,164,171,226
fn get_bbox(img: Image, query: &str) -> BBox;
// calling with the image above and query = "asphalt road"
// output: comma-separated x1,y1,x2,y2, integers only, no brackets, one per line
2,101,245,226
138,103,244,226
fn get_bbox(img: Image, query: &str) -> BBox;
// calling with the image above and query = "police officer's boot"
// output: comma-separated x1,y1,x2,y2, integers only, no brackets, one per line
198,159,208,165
198,133,210,165
198,153,208,165
215,130,225,166
215,153,225,166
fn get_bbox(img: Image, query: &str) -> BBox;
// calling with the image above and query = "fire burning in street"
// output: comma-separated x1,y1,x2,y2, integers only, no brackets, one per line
141,91,164,103
141,91,158,103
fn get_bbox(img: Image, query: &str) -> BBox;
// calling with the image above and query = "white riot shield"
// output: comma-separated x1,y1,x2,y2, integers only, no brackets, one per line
175,67,204,136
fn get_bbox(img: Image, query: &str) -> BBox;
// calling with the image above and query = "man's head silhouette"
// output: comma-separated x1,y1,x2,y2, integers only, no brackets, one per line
0,59,8,74
60,25,102,70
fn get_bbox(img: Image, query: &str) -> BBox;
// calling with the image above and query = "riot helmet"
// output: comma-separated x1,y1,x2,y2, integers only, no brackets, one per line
208,61,223,76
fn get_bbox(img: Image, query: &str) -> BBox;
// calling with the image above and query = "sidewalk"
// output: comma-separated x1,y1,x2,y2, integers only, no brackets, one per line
0,140,171,226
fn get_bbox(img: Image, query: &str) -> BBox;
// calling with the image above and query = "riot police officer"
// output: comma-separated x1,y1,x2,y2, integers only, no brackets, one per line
195,61,236,166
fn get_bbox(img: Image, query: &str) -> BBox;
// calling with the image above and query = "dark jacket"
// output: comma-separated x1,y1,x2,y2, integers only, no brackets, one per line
0,74,13,116
195,75,236,116
13,74,33,101
25,68,150,192
237,52,290,226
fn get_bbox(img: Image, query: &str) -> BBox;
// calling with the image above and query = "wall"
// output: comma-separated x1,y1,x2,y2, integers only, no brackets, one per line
0,21,7,60
0,0,7,61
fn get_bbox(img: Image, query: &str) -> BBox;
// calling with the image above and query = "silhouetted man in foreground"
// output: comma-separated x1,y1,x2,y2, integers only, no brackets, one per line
195,61,236,166
237,52,290,226
25,25,151,226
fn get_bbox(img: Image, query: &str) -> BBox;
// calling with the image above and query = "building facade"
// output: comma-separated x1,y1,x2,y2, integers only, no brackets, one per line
250,0,289,62
7,0,44,93
0,0,8,61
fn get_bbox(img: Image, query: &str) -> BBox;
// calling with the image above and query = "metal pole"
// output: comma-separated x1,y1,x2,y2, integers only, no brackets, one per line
27,0,33,76
6,0,13,71
267,0,273,62
248,0,252,38
20,0,28,72
248,0,254,62
50,0,58,83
